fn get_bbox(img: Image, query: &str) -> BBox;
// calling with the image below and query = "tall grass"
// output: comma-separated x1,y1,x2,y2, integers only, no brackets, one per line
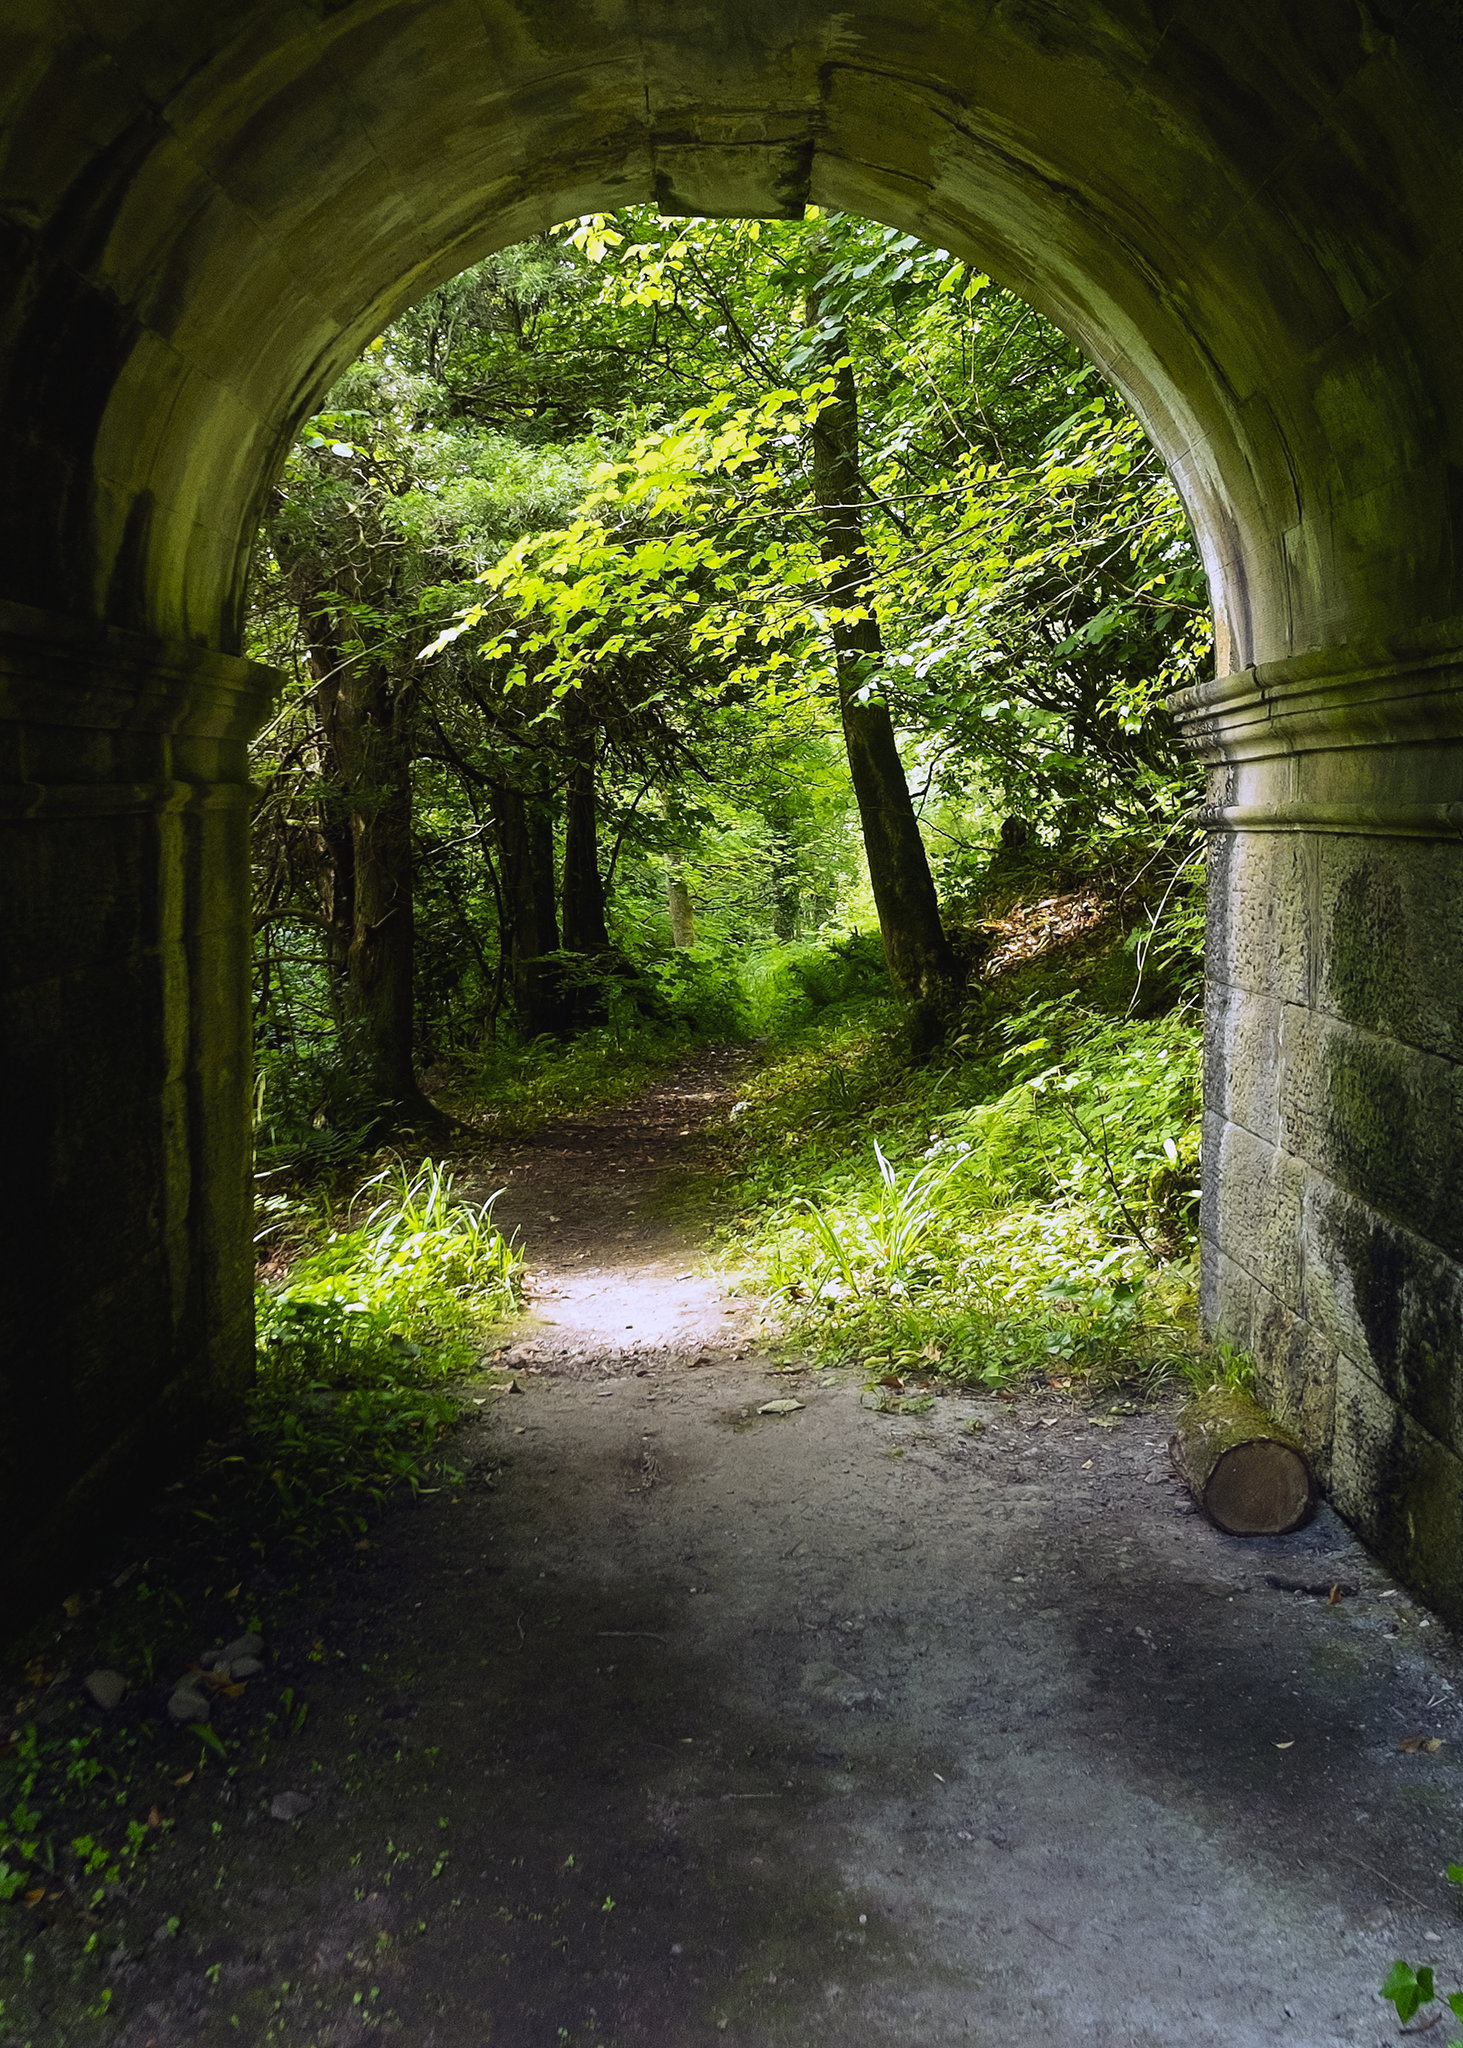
251,1156,521,1545
721,987,1203,1390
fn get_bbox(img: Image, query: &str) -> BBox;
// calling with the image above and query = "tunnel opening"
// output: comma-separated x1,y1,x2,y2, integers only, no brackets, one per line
6,0,1463,1651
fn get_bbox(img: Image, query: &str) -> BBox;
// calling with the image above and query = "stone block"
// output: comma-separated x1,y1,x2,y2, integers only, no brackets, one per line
1331,1351,1463,1622
1203,980,1282,1144
1256,1307,1339,1484
1313,835,1463,1061
1202,1115,1306,1309
1279,1004,1463,1258
1204,830,1311,1005
1302,1173,1463,1459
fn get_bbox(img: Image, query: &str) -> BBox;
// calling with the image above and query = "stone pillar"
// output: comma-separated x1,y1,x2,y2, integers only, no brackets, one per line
1173,629,1463,1617
0,600,276,1629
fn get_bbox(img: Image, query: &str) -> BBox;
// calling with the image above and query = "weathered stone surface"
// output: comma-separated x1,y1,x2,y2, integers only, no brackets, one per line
83,1669,128,1711
1204,832,1313,1007
1303,1178,1463,1461
1313,835,1463,1061
1199,1114,1306,1309
1181,627,1463,1615
1330,1352,1463,1622
1202,982,1283,1145
0,599,274,1628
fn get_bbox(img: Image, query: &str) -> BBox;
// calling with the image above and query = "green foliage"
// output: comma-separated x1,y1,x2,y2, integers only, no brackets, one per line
243,1157,522,1549
247,205,1210,1140
739,932,890,1035
1379,1960,1463,2037
719,952,1202,1387
260,1156,520,1370
0,1725,162,1913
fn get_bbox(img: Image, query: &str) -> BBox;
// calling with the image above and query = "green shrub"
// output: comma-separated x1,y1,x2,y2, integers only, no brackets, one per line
739,931,889,1036
249,1156,522,1546
719,988,1202,1388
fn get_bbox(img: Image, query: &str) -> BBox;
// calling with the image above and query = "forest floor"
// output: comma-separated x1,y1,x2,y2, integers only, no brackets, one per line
8,1050,1463,2047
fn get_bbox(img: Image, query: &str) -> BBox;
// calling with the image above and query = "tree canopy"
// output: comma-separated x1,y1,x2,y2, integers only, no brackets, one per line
246,206,1208,1144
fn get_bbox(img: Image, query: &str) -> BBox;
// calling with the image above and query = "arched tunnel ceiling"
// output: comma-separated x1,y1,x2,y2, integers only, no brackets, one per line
3,0,1463,672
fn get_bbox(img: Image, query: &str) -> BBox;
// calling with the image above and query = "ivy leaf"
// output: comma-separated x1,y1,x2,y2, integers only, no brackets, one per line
1381,1961,1435,2022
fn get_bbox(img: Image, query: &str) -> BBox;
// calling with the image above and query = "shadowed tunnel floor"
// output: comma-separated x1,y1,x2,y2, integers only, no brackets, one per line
9,1058,1463,2047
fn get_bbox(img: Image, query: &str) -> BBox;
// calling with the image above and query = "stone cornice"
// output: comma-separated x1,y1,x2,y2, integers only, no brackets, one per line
0,599,279,816
1170,620,1463,763
0,597,278,742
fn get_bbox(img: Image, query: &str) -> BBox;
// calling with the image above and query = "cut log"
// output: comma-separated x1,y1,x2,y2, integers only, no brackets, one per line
1170,1388,1317,1536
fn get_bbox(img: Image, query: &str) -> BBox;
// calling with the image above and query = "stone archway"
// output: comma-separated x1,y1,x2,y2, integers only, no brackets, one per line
4,0,1463,1623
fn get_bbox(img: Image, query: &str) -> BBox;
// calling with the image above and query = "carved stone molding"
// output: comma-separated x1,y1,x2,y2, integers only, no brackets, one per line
1171,622,1463,837
0,598,279,819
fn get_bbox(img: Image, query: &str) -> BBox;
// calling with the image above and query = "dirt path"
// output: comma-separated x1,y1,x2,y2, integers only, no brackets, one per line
12,1053,1463,2046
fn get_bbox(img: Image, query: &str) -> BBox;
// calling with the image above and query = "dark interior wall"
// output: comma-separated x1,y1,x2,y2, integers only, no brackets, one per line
4,0,1463,1623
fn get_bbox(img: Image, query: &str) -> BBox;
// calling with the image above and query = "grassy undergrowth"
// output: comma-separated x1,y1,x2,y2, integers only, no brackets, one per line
716,911,1210,1400
450,1019,701,1138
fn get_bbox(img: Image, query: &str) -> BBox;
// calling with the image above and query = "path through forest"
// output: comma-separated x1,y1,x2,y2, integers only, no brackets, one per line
43,1053,1463,2046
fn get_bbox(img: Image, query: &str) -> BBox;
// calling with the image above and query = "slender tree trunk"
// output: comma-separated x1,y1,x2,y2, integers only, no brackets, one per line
561,747,609,952
493,779,562,1037
764,789,801,941
310,661,355,1018
805,258,961,1031
319,649,422,1110
284,555,433,1119
667,861,696,947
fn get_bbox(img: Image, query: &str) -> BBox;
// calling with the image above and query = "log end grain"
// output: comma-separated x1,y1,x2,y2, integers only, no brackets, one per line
1171,1389,1317,1537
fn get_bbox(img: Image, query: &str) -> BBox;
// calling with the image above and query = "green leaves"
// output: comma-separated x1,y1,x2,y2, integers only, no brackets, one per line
1379,1960,1453,2024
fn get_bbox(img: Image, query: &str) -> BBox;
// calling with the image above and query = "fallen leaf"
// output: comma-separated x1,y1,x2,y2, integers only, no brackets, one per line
62,1593,83,1620
172,1772,195,1787
1401,1735,1445,1753
758,1399,805,1416
1081,1460,1093,1470
147,1806,164,1828
1274,1740,1295,1749
22,1888,44,1908
224,1583,241,1601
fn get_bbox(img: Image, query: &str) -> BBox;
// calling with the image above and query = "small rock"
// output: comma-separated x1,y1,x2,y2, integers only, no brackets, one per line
197,1650,220,1670
218,1633,264,1664
83,1669,128,1710
268,1790,313,1823
227,1656,264,1679
167,1686,210,1724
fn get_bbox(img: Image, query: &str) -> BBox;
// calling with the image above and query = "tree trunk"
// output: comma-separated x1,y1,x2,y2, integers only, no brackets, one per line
561,749,609,952
667,862,697,947
494,778,562,1037
764,789,801,941
283,552,431,1121
318,648,422,1111
805,257,961,1032
1169,1388,1317,1536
